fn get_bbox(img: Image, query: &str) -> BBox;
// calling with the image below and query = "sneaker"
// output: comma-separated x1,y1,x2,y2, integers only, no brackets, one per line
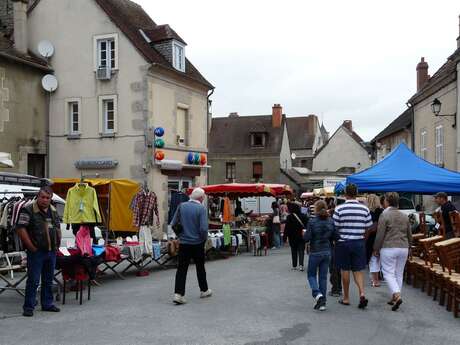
42,306,60,312
314,294,324,310
299,266,304,272
22,310,33,317
291,267,297,271
328,291,341,297
200,289,213,298
319,304,327,311
318,296,327,311
173,294,187,305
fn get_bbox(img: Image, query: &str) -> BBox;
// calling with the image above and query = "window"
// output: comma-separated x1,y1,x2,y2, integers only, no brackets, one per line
69,102,80,134
94,34,118,70
176,107,188,145
173,41,185,72
435,125,444,166
251,133,266,147
253,161,263,180
301,160,307,167
27,154,45,178
226,162,236,180
420,129,427,159
98,95,118,135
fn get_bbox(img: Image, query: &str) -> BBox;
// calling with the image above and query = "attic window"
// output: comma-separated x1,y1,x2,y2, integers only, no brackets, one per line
173,41,185,72
251,133,266,147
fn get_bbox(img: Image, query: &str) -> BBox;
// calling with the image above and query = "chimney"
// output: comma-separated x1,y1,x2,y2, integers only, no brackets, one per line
343,120,352,132
416,57,429,92
12,0,28,54
457,15,460,48
272,104,282,128
228,112,239,118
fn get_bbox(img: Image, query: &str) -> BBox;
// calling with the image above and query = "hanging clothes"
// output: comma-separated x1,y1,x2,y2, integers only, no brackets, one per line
139,225,153,255
75,225,93,257
63,183,102,224
223,224,231,246
222,197,232,223
130,189,160,227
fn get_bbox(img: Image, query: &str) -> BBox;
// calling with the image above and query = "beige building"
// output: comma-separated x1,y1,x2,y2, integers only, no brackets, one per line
0,0,51,177
312,120,371,173
27,0,213,231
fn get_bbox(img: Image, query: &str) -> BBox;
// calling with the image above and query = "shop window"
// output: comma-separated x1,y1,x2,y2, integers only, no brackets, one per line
226,162,236,180
253,161,263,181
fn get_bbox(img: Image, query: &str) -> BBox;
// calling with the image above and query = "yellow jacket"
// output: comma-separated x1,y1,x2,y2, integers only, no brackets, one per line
63,184,102,224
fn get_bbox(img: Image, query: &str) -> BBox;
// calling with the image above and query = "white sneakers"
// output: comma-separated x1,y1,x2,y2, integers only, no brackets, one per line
173,289,212,304
173,294,187,305
200,289,213,298
299,266,304,272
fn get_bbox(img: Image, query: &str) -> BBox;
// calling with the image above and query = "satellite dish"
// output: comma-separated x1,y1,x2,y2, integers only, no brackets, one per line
291,153,297,160
41,74,58,92
38,40,55,58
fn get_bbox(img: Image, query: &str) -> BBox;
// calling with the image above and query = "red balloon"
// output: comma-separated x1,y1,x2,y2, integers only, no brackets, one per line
200,154,207,165
155,150,165,161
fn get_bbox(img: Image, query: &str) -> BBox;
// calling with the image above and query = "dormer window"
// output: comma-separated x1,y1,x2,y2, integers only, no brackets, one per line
173,41,185,72
251,133,266,147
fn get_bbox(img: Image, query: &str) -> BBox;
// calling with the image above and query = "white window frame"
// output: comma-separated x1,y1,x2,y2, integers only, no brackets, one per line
98,95,118,135
176,103,189,146
93,34,119,71
64,98,82,136
172,40,185,72
435,125,444,166
420,129,427,160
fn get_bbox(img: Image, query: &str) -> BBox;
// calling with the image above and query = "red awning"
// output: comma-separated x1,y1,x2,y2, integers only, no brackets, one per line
186,183,292,198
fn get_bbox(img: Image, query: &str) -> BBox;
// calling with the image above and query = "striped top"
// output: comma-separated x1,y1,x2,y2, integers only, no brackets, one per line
333,200,372,241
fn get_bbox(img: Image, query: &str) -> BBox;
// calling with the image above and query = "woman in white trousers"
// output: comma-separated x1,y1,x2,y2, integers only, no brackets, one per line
373,192,412,311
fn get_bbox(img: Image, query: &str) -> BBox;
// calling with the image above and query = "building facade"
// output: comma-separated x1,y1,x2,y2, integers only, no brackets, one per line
312,120,371,173
0,0,51,177
27,0,213,231
208,104,291,185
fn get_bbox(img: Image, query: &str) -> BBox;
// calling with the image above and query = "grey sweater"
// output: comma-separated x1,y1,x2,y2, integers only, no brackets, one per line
170,200,208,245
373,207,412,251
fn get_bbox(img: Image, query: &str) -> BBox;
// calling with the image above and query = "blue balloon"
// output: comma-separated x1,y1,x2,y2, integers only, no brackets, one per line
187,152,195,164
154,127,165,137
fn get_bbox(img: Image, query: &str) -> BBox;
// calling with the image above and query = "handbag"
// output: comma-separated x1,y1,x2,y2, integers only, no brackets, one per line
172,204,184,236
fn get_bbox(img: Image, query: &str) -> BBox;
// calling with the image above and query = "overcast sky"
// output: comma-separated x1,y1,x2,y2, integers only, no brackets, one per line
138,0,460,141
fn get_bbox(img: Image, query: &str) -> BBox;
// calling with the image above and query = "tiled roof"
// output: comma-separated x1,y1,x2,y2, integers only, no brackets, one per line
209,115,285,156
408,48,460,105
0,34,51,71
371,108,412,143
285,116,317,150
29,0,212,88
144,25,186,45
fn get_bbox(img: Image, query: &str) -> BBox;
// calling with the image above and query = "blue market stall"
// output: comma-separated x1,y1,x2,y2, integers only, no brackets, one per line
346,143,460,194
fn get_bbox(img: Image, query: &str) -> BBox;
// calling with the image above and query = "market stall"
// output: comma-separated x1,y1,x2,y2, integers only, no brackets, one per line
186,183,293,255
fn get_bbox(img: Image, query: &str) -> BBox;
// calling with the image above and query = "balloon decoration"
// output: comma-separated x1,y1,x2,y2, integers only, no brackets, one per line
154,138,165,148
200,154,207,165
155,150,165,161
187,152,195,164
154,127,165,137
194,153,200,164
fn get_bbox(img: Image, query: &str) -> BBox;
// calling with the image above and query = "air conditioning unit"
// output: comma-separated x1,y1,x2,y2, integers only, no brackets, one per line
177,136,185,146
96,66,111,80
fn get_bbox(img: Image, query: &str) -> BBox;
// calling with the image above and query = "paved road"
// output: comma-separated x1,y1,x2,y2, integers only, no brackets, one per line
0,248,459,345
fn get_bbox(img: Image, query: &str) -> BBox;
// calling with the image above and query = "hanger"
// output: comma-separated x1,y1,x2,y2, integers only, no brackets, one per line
78,172,88,187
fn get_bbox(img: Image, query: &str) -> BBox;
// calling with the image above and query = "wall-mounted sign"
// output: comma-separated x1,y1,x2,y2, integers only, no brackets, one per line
75,158,118,170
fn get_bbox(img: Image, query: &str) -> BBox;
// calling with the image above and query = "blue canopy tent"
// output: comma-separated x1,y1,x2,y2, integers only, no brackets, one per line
347,143,460,194
334,181,346,195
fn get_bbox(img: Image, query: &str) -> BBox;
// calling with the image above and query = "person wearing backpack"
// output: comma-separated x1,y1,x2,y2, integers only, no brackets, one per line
283,202,308,271
304,200,338,311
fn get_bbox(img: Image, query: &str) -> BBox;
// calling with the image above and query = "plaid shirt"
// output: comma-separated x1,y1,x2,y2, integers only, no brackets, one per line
130,191,159,227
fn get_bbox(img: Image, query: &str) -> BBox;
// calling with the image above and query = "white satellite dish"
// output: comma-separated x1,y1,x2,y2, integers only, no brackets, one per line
291,152,297,160
38,40,55,58
41,74,58,92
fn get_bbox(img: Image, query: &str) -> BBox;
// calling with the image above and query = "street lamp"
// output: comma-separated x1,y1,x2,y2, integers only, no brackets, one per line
431,98,456,127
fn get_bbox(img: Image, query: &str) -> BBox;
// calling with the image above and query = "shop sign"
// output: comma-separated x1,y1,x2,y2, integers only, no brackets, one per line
75,158,118,169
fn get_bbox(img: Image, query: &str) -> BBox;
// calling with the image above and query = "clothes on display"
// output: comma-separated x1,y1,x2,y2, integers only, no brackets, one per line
130,189,160,228
139,226,153,255
0,196,32,252
223,224,231,246
63,183,102,224
222,197,233,223
75,226,93,257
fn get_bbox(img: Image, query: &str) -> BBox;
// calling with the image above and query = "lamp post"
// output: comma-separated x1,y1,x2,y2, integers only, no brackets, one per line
431,98,456,127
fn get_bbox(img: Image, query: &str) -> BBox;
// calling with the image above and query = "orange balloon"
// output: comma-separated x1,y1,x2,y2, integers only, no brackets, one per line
200,154,207,165
155,150,165,161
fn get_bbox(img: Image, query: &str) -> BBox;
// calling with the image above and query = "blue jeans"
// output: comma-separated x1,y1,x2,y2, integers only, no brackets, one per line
273,229,281,248
307,252,331,299
23,250,56,312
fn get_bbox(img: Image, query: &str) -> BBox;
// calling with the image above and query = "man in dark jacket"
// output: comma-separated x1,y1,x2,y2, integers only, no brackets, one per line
435,192,457,239
16,186,61,317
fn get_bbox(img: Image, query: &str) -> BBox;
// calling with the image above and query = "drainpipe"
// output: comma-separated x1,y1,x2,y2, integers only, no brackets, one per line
406,101,415,152
206,89,214,185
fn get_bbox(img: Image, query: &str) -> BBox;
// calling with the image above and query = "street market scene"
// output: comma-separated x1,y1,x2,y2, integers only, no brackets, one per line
1,0,460,344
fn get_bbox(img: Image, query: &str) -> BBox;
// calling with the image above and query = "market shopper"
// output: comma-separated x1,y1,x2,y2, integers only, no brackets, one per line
365,194,384,287
434,192,457,239
333,184,372,309
16,186,62,317
171,187,212,305
304,200,337,311
271,202,282,249
373,192,412,311
283,202,307,271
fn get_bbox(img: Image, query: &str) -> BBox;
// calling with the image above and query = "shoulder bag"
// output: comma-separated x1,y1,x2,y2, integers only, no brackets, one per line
172,204,183,236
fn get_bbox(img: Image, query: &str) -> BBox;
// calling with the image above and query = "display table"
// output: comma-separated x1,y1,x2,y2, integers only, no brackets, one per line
0,251,27,296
